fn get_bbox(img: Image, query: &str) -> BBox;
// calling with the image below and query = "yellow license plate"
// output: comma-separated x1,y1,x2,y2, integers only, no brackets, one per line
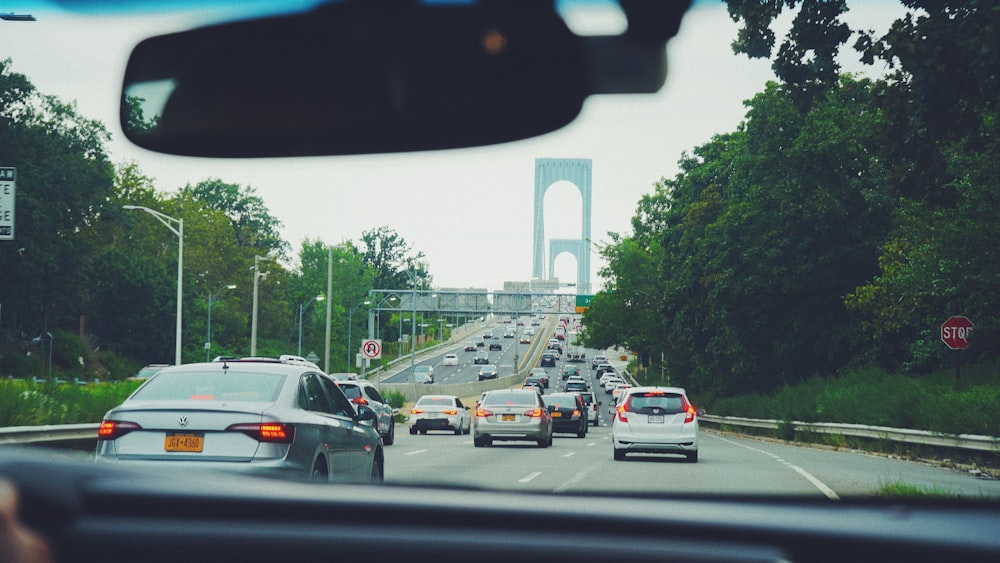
502,414,515,422
165,433,204,452
551,412,562,417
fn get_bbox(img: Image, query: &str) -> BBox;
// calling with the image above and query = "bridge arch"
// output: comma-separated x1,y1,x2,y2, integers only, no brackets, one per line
533,158,592,293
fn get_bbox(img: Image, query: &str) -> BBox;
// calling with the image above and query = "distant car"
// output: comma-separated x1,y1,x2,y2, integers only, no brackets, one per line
476,338,485,347
473,389,553,448
542,392,588,438
443,353,459,366
591,355,609,370
525,327,535,336
596,363,615,377
503,330,515,338
604,377,625,393
337,380,396,445
478,364,498,380
578,390,601,427
489,338,502,351
483,331,494,339
96,359,383,482
465,341,478,352
540,352,557,367
522,377,545,394
409,395,471,435
529,367,550,388
599,372,618,387
519,334,531,344
127,363,171,381
412,365,434,384
612,384,631,404
612,387,698,462
565,376,587,389
530,319,540,326
564,381,588,394
474,350,489,364
560,364,580,379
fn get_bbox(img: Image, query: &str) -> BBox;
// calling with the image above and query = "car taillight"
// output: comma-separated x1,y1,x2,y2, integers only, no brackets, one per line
682,397,696,423
616,398,630,423
226,422,295,443
410,408,424,415
572,409,581,417
524,408,544,417
476,409,493,417
97,420,141,440
351,397,369,405
442,409,458,415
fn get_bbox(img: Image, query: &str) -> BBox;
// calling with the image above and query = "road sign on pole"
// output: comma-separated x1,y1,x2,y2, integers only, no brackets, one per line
0,167,16,240
941,316,974,350
361,339,382,360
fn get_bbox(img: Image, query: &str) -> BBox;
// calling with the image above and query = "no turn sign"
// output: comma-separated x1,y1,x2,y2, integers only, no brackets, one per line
361,339,382,359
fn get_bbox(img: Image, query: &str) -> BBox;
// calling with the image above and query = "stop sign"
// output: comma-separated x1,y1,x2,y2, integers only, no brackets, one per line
941,316,974,350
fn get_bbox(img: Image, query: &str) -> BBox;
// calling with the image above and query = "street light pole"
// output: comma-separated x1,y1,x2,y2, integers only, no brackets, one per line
406,268,418,383
298,295,325,356
206,284,236,361
250,252,277,356
124,205,183,365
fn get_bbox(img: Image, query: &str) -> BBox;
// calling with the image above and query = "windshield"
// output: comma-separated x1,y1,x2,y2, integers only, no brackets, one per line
0,0,997,504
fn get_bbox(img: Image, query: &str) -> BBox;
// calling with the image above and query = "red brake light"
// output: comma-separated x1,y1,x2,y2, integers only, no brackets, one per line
524,408,544,418
616,399,629,423
226,422,295,443
410,408,424,415
476,409,493,417
442,409,458,415
682,396,696,423
351,397,369,405
97,420,141,440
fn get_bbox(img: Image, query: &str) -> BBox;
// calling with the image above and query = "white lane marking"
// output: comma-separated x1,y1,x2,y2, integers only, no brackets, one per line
713,435,840,499
562,451,576,458
519,471,542,483
404,449,428,456
554,471,587,493
587,442,596,447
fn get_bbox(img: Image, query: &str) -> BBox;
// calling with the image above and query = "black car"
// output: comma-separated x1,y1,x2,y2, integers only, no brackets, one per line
489,338,502,351
542,393,588,438
560,364,581,379
478,364,498,380
522,377,545,394
540,353,557,367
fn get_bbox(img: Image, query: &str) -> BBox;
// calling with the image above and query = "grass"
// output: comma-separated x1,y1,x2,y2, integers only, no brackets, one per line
875,480,962,498
0,378,141,426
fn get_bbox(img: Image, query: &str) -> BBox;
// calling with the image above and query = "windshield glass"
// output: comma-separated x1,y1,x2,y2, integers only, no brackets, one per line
0,0,997,503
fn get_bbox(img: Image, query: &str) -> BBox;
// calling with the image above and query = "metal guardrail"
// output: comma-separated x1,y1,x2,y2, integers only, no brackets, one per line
0,423,100,445
699,414,1000,453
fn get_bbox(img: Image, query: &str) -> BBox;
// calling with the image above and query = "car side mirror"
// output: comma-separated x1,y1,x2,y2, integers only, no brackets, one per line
698,408,706,416
356,405,377,424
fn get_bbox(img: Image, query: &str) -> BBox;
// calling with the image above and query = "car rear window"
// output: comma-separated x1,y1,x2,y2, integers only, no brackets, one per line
416,396,454,406
483,392,538,407
542,395,579,408
579,392,595,404
626,393,685,414
130,371,285,402
339,385,362,399
565,383,587,392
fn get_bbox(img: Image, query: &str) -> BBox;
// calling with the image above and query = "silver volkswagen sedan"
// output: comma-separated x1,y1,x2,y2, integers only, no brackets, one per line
95,358,384,483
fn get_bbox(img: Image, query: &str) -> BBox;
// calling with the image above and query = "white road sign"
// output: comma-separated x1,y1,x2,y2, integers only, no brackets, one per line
0,167,15,240
361,339,382,359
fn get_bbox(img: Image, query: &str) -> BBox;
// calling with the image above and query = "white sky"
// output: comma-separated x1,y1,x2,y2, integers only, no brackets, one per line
0,1,900,293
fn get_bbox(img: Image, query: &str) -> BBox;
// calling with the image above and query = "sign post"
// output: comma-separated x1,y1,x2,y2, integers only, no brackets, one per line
0,167,15,240
941,316,974,380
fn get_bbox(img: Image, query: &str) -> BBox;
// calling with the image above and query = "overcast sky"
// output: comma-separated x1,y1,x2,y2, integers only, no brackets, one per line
1,1,899,293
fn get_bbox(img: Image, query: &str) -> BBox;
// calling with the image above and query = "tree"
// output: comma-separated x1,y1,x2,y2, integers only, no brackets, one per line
359,226,431,291
0,58,114,348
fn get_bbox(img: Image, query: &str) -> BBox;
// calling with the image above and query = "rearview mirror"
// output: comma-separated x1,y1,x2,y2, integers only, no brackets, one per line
120,1,688,157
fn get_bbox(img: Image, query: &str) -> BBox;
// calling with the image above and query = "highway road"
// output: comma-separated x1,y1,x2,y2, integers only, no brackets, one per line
381,337,1000,499
381,315,554,385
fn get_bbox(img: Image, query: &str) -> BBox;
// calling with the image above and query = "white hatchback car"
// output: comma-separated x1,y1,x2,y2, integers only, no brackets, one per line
442,353,459,366
611,387,698,463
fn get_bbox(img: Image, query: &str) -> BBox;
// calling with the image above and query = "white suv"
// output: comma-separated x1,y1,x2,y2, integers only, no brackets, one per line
611,387,699,463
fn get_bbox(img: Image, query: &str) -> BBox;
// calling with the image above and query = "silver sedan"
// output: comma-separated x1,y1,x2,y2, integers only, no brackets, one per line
473,389,553,448
95,359,384,483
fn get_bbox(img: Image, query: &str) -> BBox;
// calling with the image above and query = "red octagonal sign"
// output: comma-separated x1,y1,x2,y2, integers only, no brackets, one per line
941,316,974,350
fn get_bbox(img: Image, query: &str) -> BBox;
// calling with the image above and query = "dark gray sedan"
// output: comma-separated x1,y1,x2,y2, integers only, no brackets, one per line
95,358,384,483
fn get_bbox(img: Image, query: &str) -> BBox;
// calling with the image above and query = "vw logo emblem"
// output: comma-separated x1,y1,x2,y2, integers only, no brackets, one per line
178,416,189,427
